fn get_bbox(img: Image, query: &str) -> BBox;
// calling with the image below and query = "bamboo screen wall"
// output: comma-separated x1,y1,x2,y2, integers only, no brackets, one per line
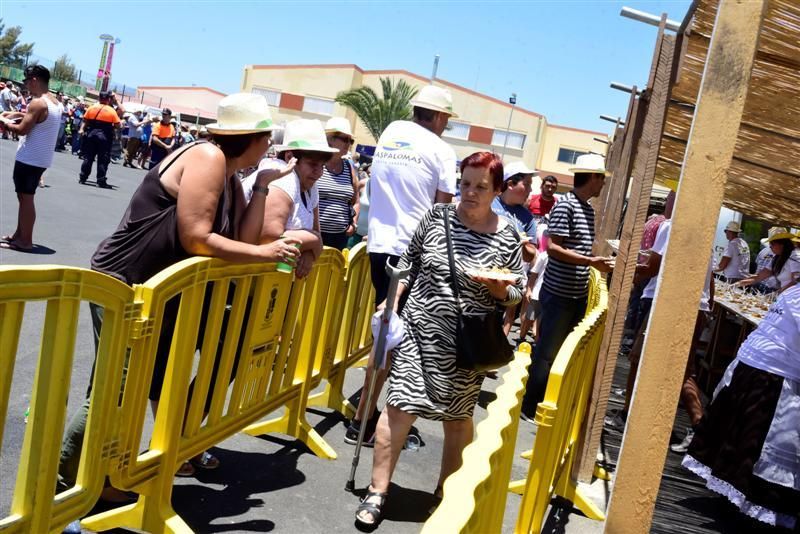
656,0,799,227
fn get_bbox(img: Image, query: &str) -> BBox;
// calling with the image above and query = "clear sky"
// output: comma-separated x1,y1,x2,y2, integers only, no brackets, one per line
2,0,690,133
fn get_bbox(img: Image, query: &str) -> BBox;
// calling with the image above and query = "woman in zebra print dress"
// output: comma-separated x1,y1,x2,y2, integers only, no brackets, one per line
356,152,523,529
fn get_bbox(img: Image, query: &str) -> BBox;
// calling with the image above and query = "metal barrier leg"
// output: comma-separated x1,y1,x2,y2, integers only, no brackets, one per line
558,481,606,521
307,368,357,419
82,494,193,534
244,398,338,460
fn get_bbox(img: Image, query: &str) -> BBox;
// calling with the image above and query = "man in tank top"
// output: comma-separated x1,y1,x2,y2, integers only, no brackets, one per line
0,65,63,252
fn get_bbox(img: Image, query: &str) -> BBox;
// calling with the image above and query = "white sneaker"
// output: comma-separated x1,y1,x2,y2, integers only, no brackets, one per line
670,427,695,453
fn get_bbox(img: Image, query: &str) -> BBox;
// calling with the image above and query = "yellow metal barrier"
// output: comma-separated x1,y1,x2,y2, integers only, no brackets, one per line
308,242,375,418
421,344,533,534
513,270,608,533
81,257,295,533
0,266,133,534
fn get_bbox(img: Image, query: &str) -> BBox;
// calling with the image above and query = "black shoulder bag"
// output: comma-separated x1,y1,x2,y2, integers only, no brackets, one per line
443,206,515,372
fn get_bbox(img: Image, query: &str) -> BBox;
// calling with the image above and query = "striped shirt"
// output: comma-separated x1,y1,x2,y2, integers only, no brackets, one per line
318,159,355,234
542,191,596,298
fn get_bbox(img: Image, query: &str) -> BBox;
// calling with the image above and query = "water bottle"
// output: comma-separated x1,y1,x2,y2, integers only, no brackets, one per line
24,406,29,424
405,434,421,451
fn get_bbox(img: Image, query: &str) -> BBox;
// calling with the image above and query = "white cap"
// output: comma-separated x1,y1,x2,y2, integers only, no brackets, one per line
325,117,354,138
206,93,281,135
569,153,609,176
273,119,339,154
410,85,457,117
503,161,537,181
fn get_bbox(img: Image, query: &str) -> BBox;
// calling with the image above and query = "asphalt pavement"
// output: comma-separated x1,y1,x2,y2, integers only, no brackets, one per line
0,140,606,534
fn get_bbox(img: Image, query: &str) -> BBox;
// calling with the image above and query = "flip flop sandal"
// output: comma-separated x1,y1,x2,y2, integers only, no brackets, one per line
0,235,13,242
0,241,34,253
355,488,388,530
190,451,220,470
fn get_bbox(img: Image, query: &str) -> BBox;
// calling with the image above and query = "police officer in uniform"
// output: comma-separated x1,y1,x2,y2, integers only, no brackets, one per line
79,91,120,188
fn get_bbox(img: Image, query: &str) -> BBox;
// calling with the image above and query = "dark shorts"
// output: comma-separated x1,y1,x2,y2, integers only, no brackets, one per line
13,160,46,195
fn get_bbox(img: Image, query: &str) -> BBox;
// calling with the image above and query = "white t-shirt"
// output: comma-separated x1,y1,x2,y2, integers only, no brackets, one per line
773,249,800,290
269,172,319,231
722,237,751,280
241,157,286,204
531,251,549,301
367,120,457,256
642,221,713,311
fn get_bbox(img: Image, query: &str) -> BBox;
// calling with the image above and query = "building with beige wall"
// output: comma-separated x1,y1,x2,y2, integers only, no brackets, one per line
239,63,607,189
133,86,227,122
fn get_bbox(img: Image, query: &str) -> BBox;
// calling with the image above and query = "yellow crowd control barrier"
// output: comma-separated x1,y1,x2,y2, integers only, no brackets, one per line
513,270,608,533
308,242,375,418
0,266,133,534
422,344,533,534
242,248,345,460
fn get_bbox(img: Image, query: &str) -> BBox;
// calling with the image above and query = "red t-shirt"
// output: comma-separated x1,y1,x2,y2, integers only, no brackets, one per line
528,194,556,216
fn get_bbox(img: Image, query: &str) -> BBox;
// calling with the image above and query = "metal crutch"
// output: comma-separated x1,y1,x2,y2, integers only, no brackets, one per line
345,260,410,492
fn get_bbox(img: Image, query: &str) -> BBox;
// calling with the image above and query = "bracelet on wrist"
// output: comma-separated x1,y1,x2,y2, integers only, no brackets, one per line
252,184,269,196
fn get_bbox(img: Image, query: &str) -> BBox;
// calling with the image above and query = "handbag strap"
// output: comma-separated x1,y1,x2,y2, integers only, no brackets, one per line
443,206,462,310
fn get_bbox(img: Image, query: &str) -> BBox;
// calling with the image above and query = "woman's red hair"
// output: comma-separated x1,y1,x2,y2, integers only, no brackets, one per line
460,151,504,190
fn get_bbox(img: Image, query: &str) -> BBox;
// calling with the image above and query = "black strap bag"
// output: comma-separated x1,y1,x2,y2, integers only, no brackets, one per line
443,206,514,372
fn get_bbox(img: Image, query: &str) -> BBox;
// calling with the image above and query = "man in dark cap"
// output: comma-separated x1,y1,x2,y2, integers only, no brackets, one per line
78,91,120,188
148,107,175,168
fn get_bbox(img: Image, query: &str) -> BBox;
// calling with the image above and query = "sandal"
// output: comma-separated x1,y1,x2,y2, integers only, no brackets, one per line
428,485,443,515
355,487,388,530
190,451,220,470
176,461,195,477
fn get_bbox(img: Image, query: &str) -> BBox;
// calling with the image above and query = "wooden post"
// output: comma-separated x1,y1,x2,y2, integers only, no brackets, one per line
605,1,766,532
576,19,676,482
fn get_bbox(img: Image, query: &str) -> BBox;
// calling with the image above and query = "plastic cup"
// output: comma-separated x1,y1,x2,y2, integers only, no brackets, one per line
276,242,300,273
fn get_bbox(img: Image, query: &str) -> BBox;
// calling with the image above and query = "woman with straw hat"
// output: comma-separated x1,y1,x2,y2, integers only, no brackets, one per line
260,119,339,277
738,231,800,294
317,116,359,250
59,93,301,499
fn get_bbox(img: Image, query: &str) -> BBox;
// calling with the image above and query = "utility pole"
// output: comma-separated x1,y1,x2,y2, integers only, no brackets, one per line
501,93,517,160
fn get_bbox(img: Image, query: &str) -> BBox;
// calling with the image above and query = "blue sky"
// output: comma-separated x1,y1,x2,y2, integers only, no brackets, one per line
2,0,690,133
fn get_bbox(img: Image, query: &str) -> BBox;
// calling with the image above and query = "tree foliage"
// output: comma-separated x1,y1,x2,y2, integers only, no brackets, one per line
335,78,418,142
0,19,34,67
53,54,77,82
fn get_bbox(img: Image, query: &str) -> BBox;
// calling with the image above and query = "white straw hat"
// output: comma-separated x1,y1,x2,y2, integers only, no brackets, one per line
325,117,354,138
410,85,458,117
273,119,339,154
724,221,742,233
503,161,538,181
206,93,281,135
569,153,610,176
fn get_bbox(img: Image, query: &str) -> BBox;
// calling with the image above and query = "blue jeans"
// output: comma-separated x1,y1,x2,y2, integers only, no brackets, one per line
522,287,587,414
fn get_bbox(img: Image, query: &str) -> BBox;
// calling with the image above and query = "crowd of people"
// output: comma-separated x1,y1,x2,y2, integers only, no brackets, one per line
2,65,797,532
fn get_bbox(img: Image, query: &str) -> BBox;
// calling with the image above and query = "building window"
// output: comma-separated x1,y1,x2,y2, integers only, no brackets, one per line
444,120,470,140
491,130,526,150
302,96,335,116
251,86,281,107
557,147,589,164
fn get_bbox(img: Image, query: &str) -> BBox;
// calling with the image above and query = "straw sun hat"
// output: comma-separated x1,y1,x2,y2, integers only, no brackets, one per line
325,117,354,139
761,226,788,245
766,231,797,243
569,153,610,176
206,93,282,135
273,119,339,154
724,221,742,233
410,85,458,117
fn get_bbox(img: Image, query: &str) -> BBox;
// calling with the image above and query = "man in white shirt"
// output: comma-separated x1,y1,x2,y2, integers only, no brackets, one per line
347,85,458,445
716,221,751,282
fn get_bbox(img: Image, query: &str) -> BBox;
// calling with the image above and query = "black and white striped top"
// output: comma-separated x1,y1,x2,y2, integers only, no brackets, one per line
542,191,596,298
318,159,355,234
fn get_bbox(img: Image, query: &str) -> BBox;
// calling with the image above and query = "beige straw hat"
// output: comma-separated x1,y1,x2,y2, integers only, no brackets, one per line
410,85,458,117
273,119,339,154
206,93,281,135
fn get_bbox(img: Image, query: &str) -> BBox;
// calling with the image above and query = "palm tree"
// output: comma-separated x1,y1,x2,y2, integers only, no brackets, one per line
335,77,418,142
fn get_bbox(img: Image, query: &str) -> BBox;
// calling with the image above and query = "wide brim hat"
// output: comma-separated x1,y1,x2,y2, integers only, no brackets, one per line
503,160,538,181
761,226,788,245
410,85,458,118
766,232,796,243
569,153,610,176
206,93,282,135
325,117,354,139
724,221,742,233
273,118,339,154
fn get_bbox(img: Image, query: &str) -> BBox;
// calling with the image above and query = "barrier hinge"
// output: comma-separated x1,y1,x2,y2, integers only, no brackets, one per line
125,301,154,340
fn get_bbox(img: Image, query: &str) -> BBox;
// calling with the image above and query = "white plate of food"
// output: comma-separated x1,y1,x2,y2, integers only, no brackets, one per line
465,267,522,282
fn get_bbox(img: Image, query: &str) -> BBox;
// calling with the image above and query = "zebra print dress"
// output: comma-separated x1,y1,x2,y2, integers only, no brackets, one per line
386,204,524,421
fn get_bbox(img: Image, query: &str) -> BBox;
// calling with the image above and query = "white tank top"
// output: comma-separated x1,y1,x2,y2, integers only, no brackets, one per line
16,96,63,169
